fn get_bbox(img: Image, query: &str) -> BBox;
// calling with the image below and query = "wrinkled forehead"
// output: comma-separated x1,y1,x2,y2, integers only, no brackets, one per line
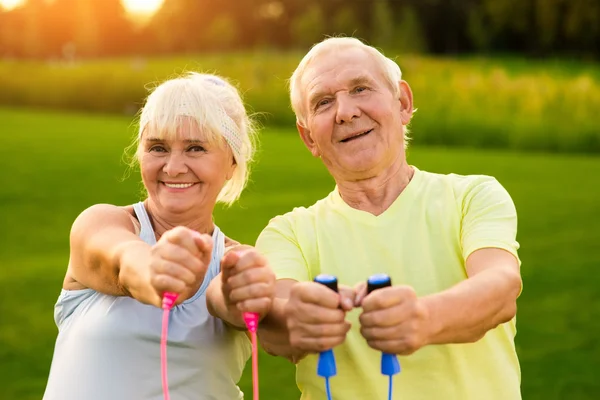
302,47,383,96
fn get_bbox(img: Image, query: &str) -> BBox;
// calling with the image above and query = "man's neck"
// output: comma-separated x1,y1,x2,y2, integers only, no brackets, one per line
336,159,414,216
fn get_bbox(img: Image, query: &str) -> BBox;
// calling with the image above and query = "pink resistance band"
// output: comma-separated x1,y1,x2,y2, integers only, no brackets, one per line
243,312,260,400
160,293,261,400
161,292,179,400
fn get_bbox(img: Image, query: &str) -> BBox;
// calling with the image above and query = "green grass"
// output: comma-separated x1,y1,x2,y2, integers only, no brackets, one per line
1,52,600,152
1,107,599,399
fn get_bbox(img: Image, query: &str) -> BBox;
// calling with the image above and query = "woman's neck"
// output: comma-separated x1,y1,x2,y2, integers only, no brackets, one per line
144,200,215,239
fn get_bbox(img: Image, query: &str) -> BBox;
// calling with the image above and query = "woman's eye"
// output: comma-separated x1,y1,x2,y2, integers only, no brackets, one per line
149,145,167,153
188,145,206,152
354,86,367,93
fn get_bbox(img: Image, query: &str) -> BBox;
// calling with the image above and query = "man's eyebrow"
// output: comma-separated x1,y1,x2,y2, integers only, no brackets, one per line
308,75,375,109
308,90,331,109
348,75,374,87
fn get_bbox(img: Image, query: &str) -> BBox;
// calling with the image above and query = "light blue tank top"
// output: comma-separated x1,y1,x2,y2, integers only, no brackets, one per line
43,202,251,400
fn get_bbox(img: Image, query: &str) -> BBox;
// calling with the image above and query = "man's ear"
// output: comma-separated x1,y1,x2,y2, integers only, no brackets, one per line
398,80,414,125
297,121,321,158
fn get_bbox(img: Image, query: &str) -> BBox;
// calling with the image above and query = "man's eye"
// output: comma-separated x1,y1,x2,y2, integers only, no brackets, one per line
317,99,331,108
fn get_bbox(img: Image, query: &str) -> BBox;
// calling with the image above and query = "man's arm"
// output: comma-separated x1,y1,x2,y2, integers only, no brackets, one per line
256,280,308,363
360,247,521,354
423,247,521,344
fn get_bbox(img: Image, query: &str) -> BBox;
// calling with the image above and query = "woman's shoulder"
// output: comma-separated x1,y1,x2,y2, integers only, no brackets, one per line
72,203,141,236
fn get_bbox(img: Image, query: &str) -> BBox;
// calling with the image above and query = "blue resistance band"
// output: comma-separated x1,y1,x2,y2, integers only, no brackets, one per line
367,273,401,400
314,274,338,400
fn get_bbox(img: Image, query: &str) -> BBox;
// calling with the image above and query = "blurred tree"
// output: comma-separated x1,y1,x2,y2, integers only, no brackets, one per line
92,0,136,56
0,6,26,57
145,0,216,53
1,0,599,58
73,0,100,57
394,5,427,53
331,6,359,37
562,0,600,55
206,13,238,51
20,0,45,57
290,2,325,48
371,0,394,49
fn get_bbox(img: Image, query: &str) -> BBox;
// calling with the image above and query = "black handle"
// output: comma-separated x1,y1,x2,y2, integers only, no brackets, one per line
314,274,339,293
367,273,392,294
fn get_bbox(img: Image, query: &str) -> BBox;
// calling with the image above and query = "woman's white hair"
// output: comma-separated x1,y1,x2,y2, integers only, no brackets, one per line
133,72,257,205
289,37,410,145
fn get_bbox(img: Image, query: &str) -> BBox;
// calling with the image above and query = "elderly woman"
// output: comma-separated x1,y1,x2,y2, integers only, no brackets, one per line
43,72,275,400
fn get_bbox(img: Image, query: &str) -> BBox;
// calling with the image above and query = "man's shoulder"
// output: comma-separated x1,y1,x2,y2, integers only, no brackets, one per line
418,168,505,197
265,191,335,227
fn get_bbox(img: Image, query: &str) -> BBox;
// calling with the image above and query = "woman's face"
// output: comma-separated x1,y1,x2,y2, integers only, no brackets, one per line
139,118,235,215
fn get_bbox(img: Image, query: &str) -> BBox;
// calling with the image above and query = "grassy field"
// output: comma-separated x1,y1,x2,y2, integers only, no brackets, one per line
1,107,599,399
1,52,600,152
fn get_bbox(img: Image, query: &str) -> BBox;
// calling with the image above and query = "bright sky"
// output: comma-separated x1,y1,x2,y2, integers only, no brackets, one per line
0,0,25,11
121,0,164,16
0,0,165,15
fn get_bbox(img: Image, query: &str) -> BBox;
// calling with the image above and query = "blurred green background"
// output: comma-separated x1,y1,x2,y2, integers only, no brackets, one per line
1,0,599,399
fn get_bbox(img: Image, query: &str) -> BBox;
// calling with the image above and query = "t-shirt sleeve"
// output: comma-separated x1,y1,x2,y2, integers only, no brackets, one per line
460,177,521,263
255,214,311,282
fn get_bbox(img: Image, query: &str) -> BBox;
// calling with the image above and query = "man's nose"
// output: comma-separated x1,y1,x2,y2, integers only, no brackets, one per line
335,95,361,124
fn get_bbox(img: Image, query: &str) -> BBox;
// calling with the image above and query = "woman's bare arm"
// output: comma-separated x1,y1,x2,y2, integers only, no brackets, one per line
66,204,161,307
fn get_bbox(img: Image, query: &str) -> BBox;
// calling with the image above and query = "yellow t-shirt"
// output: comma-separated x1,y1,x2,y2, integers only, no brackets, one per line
256,166,521,400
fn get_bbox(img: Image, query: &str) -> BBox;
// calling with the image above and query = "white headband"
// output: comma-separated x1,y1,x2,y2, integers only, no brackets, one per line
139,104,243,161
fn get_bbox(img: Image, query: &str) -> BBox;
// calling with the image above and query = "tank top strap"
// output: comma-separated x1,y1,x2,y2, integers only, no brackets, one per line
132,202,156,245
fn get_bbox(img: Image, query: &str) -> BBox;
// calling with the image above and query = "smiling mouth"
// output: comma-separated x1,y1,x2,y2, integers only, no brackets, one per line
340,129,373,143
162,182,196,189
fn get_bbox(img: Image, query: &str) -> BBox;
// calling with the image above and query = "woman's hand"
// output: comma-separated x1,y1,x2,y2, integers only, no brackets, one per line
148,226,213,306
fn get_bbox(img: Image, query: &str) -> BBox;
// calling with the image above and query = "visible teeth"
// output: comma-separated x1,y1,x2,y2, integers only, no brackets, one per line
165,183,194,189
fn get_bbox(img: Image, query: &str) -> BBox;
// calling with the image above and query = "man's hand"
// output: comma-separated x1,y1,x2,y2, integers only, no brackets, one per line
221,247,276,322
359,285,431,355
285,281,355,353
148,226,212,307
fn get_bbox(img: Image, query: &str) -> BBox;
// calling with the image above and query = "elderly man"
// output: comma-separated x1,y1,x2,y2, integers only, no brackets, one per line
255,37,522,399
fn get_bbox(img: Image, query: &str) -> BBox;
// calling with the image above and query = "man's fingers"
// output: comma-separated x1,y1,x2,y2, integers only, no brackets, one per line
361,286,415,312
353,281,368,306
289,334,348,353
366,338,419,355
293,321,352,338
288,302,347,324
291,282,341,308
359,305,409,328
338,284,357,311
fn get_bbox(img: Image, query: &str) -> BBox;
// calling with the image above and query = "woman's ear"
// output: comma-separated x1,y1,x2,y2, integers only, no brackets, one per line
226,158,236,180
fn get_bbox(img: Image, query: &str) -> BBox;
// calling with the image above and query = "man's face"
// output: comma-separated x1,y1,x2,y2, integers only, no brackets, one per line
298,47,413,181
